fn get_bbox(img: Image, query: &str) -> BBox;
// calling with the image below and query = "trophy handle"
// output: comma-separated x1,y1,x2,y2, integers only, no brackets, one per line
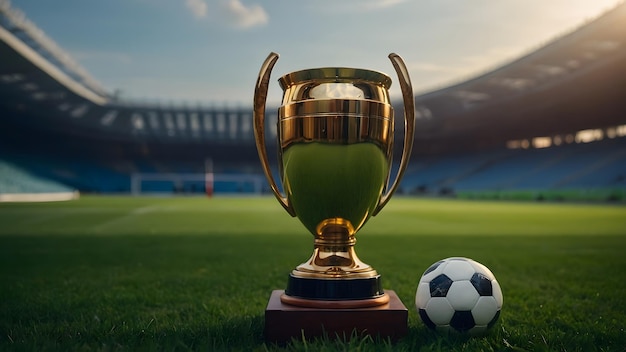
373,53,416,216
253,52,296,216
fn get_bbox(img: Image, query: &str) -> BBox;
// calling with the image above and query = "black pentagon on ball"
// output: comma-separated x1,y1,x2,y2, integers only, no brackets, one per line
470,272,493,296
419,309,437,330
423,260,444,276
450,311,475,332
429,274,453,297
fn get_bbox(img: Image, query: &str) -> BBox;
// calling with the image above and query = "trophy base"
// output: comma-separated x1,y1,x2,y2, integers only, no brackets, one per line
285,274,386,305
265,290,408,343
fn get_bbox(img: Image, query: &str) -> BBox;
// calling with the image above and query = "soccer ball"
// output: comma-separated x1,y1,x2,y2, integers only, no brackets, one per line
415,257,503,335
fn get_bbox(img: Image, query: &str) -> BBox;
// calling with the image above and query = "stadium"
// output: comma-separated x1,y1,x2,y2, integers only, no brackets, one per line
1,1,625,351
1,2,625,200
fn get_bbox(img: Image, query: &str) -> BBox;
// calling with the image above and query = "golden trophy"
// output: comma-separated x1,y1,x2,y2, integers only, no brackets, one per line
254,52,415,342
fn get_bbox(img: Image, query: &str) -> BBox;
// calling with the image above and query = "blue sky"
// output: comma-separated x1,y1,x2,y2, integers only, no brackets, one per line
10,0,623,106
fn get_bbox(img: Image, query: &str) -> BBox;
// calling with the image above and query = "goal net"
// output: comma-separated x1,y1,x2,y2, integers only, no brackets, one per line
130,172,266,196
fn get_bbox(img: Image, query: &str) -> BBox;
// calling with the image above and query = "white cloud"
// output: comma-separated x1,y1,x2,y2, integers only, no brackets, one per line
219,0,268,29
184,0,268,29
186,0,208,19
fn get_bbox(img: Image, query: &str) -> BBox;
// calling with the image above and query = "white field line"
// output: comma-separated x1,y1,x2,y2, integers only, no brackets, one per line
89,205,163,231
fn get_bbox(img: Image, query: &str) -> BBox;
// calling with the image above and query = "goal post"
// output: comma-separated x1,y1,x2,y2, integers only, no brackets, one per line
205,158,214,197
130,172,266,196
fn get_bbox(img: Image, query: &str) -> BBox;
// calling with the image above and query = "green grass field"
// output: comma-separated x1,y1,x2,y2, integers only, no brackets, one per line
1,196,625,351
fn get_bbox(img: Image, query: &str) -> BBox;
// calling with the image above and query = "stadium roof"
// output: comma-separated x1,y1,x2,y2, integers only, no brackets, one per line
411,1,626,153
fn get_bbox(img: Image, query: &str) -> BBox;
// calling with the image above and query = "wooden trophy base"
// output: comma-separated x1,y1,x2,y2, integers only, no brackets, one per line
264,290,408,343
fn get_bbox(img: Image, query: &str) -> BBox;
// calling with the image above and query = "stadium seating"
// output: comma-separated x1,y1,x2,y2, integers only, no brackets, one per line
1,136,624,199
0,154,130,193
0,160,75,194
403,138,626,195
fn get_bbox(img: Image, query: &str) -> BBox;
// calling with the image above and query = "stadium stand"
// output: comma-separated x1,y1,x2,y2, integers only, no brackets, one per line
402,138,626,195
0,1,625,201
0,159,78,201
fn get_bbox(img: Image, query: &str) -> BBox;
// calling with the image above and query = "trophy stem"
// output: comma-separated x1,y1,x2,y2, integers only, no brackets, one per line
281,218,389,307
292,218,379,278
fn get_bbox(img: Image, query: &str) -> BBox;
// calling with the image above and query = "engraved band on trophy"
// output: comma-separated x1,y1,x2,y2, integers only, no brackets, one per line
254,52,415,309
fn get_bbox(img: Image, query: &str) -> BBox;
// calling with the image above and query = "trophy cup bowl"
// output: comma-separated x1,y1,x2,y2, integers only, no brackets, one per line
254,52,415,309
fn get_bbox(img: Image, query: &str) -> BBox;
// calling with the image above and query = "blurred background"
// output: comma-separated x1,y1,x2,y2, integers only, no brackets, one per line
1,0,625,202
